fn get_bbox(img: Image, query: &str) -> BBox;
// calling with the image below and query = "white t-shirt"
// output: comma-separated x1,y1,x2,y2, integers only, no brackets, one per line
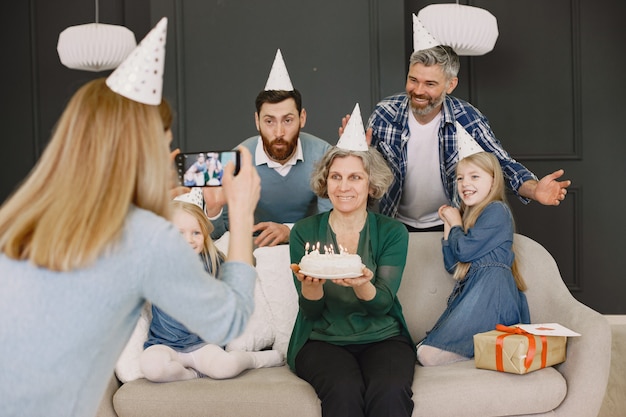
396,111,448,229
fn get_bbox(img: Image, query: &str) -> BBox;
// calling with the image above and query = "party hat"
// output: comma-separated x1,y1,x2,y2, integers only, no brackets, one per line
337,103,368,151
174,187,204,210
413,14,441,52
106,17,168,105
456,121,483,160
264,49,294,91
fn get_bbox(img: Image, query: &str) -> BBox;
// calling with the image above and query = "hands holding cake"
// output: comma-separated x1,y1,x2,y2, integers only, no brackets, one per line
292,244,374,290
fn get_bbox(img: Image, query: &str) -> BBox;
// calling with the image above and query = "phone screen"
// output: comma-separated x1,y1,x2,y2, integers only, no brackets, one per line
176,150,240,187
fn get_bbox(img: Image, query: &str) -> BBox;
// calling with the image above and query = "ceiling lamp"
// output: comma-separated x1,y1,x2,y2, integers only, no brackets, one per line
417,3,499,56
57,0,136,72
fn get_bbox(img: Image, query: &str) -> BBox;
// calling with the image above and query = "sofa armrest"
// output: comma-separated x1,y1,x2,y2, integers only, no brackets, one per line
514,234,612,417
96,373,122,417
547,299,611,417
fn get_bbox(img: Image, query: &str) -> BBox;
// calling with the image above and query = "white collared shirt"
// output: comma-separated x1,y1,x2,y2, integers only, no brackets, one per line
255,136,303,176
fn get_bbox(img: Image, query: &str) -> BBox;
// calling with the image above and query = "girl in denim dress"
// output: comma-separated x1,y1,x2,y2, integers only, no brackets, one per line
140,197,283,381
417,152,530,366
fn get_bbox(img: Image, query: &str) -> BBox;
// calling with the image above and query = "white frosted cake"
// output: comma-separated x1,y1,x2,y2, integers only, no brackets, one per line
299,249,363,278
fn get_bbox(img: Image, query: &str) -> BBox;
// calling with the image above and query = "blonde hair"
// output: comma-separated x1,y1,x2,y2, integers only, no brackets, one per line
0,78,172,271
453,152,527,291
170,200,224,274
158,98,174,132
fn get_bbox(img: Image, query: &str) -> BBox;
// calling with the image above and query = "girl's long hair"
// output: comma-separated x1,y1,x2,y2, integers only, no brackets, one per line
0,78,172,271
453,152,527,291
170,200,224,275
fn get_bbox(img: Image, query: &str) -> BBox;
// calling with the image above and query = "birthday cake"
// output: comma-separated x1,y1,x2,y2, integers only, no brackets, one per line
299,247,363,278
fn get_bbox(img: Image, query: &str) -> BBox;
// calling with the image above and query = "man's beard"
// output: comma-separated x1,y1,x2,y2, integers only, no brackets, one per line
262,135,298,162
409,91,446,117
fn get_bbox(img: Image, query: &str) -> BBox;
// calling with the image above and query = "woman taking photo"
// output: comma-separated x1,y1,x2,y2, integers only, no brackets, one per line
0,18,260,417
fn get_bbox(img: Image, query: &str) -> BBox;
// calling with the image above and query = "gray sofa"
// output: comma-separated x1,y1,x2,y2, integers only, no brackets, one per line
97,232,611,417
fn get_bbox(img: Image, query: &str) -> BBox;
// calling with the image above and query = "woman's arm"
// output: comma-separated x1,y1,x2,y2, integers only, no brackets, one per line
355,219,408,316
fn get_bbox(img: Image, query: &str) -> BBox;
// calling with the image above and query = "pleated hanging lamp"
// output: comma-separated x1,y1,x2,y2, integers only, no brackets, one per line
57,0,136,71
416,2,498,56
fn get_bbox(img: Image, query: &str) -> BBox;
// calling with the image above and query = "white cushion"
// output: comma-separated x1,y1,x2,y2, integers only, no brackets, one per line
250,245,298,356
115,302,151,383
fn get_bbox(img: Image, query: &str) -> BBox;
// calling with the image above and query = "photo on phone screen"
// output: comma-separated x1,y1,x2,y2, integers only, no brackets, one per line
176,150,240,187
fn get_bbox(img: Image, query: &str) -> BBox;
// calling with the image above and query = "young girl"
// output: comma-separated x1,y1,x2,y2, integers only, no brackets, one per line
417,152,531,367
140,196,284,381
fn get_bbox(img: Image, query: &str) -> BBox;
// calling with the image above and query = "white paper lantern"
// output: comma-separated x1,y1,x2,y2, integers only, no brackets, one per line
417,4,498,56
57,23,137,72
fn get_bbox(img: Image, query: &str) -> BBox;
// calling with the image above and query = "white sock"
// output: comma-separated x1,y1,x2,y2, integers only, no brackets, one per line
249,350,284,368
417,344,469,367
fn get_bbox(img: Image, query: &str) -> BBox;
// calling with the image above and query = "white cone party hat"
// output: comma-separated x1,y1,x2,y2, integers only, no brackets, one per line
174,187,204,210
337,103,368,151
106,17,168,105
264,49,294,91
456,121,483,160
413,14,441,52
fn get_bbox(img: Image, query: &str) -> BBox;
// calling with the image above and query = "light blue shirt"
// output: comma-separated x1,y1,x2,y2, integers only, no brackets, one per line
0,206,256,417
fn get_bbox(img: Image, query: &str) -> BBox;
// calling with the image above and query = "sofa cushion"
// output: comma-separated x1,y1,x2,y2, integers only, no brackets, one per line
412,360,566,417
113,361,566,417
398,232,456,342
114,366,320,417
223,273,275,353
248,245,297,356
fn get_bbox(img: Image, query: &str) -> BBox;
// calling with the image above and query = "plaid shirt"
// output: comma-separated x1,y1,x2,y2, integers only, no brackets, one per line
367,93,537,217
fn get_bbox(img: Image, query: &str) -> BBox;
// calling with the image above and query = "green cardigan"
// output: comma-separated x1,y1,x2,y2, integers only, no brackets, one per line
287,210,415,370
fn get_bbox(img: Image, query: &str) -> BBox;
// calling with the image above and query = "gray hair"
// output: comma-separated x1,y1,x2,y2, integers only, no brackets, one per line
409,45,460,80
310,147,393,201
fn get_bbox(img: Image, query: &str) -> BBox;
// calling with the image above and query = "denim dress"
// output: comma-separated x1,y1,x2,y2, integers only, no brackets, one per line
144,253,222,352
420,202,530,358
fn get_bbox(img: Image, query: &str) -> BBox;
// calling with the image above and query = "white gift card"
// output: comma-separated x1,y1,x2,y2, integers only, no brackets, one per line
516,323,581,337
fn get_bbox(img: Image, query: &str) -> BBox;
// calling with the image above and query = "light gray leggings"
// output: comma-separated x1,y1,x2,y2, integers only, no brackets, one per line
139,344,283,382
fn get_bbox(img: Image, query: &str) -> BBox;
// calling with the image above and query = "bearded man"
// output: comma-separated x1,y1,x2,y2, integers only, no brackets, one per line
206,51,331,246
365,45,570,232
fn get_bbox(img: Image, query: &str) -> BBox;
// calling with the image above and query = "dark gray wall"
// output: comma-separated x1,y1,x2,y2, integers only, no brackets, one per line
148,0,406,152
1,0,625,314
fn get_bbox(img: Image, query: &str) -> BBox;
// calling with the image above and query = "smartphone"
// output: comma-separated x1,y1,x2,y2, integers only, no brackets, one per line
175,150,240,187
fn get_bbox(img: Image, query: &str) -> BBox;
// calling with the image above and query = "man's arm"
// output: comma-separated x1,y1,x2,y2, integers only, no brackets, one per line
518,169,571,206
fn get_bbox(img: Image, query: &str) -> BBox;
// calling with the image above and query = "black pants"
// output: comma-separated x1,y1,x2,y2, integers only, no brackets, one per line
295,336,415,417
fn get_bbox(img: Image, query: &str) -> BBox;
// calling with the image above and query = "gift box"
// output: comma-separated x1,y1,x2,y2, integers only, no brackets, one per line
473,324,568,374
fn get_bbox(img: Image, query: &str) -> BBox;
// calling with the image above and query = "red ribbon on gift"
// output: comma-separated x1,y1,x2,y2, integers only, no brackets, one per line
495,324,548,372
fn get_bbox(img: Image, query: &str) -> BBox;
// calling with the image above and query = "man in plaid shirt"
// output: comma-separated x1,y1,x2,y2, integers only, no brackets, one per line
361,45,570,231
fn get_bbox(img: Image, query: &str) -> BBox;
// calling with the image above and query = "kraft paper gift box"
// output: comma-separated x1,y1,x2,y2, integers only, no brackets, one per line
473,324,576,374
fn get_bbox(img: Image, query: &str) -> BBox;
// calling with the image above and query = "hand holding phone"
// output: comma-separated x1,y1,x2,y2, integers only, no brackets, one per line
175,150,240,187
